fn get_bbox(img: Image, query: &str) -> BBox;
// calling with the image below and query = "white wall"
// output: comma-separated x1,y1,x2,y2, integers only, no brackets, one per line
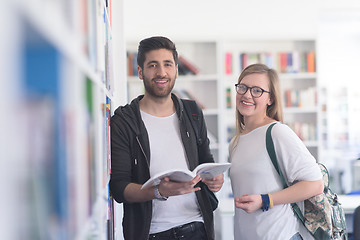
123,0,360,42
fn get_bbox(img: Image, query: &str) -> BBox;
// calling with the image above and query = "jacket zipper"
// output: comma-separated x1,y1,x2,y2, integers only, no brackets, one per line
135,136,150,169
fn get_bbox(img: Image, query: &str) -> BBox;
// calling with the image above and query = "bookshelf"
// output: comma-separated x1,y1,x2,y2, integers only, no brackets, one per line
220,40,319,160
1,0,125,239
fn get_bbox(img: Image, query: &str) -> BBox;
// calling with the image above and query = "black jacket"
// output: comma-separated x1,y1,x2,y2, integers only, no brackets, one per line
109,94,215,240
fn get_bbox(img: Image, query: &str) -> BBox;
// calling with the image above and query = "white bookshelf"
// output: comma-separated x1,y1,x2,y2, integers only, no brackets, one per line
219,40,319,160
1,0,125,239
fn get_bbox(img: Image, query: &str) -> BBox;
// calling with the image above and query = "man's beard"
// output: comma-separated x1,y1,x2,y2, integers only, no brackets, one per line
143,75,176,98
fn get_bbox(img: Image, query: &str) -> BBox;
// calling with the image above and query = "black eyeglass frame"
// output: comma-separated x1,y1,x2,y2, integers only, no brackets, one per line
235,83,270,98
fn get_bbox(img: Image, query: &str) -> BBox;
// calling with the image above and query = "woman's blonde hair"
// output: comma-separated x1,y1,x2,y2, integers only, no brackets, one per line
230,63,283,153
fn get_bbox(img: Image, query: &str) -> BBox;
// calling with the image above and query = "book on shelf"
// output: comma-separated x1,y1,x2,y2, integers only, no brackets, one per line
286,52,293,73
287,122,317,142
292,51,300,73
284,87,316,108
172,89,206,109
278,52,288,73
127,52,138,76
240,52,273,70
299,52,307,72
178,61,193,75
248,53,260,69
102,101,112,188
267,53,275,69
259,52,274,69
178,55,200,75
226,87,232,109
105,39,114,92
240,53,246,70
307,50,315,73
141,162,231,189
225,52,232,75
247,53,259,66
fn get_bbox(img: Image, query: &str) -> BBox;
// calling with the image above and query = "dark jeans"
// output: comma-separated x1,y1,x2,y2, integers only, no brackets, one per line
149,221,206,240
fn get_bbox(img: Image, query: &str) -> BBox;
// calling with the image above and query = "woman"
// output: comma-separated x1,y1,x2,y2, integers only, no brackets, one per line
229,63,324,240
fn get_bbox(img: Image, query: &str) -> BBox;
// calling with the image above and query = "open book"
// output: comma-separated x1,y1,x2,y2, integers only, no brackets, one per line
141,162,231,189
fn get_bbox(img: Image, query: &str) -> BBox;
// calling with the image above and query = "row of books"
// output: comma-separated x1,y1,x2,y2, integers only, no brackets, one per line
127,53,200,76
92,3,116,238
284,87,317,108
19,2,115,239
287,122,317,142
224,50,316,74
103,97,114,240
81,0,113,92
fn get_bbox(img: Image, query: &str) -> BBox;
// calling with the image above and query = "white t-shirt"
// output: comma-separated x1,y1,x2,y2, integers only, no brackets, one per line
230,122,322,240
140,110,203,234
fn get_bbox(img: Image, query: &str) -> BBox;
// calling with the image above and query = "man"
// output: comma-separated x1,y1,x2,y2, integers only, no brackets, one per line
109,36,224,240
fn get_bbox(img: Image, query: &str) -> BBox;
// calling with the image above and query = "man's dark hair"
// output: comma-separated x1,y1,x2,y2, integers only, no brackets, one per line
137,36,178,69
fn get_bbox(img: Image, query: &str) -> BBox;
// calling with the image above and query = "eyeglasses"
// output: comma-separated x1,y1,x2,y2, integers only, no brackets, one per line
235,83,270,98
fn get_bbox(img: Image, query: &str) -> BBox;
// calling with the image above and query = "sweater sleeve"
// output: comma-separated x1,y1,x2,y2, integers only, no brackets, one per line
109,114,133,203
271,123,322,184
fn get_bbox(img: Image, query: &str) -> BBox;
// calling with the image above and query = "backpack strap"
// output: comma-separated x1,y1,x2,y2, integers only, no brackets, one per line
265,122,306,224
182,99,203,145
181,99,219,211
266,123,287,188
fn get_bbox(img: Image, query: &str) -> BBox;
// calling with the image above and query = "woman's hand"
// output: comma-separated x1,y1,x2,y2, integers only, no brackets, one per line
234,194,262,213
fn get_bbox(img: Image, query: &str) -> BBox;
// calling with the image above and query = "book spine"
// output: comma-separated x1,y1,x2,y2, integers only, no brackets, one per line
279,52,288,73
225,52,232,75
265,53,274,69
241,53,248,70
132,53,138,76
127,52,134,76
178,55,200,75
226,87,232,108
287,52,293,73
307,50,315,73
300,52,307,72
292,51,300,73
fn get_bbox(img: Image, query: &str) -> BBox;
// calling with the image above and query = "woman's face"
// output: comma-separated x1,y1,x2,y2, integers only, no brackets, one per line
236,73,272,120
